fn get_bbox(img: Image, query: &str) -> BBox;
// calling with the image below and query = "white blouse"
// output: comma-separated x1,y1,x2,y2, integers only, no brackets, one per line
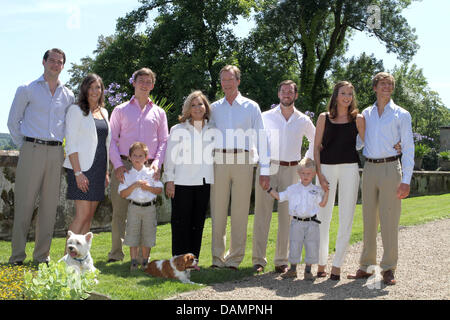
163,121,215,186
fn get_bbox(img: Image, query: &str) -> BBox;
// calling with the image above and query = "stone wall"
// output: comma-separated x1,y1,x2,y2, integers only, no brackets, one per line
0,150,171,241
0,150,449,240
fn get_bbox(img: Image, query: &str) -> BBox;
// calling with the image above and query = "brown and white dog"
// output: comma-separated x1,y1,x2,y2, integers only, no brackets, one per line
145,253,200,284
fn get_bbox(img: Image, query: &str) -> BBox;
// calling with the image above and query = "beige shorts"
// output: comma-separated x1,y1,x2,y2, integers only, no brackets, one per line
124,202,157,248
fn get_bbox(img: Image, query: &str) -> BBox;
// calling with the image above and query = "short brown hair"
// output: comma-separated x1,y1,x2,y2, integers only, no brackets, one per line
278,80,298,93
178,90,211,123
220,65,241,80
372,72,395,89
43,48,66,64
129,142,149,158
132,67,156,84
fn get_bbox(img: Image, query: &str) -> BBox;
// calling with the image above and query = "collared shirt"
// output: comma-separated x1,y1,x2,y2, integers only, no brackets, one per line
210,92,270,174
118,167,164,203
7,75,75,148
278,182,324,218
109,96,169,170
362,100,414,184
163,120,215,186
262,105,315,162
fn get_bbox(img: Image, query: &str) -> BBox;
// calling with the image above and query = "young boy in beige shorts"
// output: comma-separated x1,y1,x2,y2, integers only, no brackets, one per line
118,142,163,271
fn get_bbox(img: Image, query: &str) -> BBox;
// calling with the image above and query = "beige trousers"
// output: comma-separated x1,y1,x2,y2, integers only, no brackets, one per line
360,160,402,273
9,141,64,263
210,152,255,268
108,159,133,261
252,164,298,267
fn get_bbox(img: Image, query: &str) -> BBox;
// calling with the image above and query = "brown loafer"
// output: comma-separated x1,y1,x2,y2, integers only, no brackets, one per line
330,273,340,281
317,271,327,278
347,269,373,279
382,269,396,285
275,265,288,273
253,264,264,273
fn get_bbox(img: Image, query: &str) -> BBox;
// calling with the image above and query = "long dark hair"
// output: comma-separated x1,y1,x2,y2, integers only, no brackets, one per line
327,81,358,122
77,74,105,116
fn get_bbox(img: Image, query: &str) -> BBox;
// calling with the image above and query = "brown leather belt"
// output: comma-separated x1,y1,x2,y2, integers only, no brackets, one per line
272,160,300,166
25,137,62,146
214,149,249,153
121,155,154,165
365,155,401,164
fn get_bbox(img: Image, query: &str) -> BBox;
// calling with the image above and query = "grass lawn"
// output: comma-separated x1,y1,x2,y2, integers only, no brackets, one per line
0,193,449,300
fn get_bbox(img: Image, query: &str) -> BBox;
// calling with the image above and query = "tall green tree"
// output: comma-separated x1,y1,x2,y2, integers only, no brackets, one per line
249,0,419,115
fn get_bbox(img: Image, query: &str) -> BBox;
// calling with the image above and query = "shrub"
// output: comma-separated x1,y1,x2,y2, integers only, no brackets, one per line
23,261,98,300
438,151,450,161
0,264,35,300
415,143,431,158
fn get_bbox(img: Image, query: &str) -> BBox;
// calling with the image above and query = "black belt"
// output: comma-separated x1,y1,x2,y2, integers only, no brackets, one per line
366,154,401,164
120,155,154,165
214,149,249,153
130,199,157,207
25,137,62,146
293,214,321,224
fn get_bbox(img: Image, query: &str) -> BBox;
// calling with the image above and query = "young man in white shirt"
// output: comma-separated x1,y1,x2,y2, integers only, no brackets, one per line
348,72,414,285
7,48,75,265
252,80,315,274
118,142,163,271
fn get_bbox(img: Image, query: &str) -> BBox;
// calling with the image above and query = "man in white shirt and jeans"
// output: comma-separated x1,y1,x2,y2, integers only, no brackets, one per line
252,80,315,274
348,72,414,285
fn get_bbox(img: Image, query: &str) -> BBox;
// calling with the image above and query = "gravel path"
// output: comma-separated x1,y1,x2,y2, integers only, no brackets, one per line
168,218,450,300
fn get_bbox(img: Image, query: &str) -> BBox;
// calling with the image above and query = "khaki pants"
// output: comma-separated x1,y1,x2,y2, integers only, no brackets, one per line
9,141,64,263
210,152,254,268
108,160,133,261
360,160,402,273
252,164,298,267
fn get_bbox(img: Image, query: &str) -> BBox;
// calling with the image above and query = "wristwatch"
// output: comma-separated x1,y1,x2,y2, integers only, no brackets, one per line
74,171,83,177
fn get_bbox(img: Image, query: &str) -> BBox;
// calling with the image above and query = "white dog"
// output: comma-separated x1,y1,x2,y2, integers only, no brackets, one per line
60,231,96,274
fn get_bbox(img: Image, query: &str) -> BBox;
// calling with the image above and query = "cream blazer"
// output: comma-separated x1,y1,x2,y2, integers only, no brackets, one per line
63,104,111,172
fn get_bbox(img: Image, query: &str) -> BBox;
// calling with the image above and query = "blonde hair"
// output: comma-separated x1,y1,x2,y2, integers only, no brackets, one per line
372,72,395,89
178,90,211,123
298,158,316,171
129,142,149,158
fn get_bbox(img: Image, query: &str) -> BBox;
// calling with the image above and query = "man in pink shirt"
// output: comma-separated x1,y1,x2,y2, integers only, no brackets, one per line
107,67,169,262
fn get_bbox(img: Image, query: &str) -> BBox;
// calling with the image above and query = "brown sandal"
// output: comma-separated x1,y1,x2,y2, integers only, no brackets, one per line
317,271,327,277
330,273,340,281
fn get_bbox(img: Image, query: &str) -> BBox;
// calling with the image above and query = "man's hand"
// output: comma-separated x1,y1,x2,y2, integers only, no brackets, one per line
114,166,128,183
396,183,410,199
259,175,270,191
150,162,160,181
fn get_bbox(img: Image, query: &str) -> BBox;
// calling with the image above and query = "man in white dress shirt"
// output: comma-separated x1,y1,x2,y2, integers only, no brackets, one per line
348,72,414,285
7,48,75,265
252,80,316,273
209,65,270,269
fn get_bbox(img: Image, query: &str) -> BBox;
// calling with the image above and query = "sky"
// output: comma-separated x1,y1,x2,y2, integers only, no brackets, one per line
1,0,449,134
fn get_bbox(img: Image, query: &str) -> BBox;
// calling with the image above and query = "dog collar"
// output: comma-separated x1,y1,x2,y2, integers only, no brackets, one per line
73,255,88,264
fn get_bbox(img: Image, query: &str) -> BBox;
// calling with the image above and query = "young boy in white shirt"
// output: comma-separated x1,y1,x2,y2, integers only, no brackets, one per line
118,142,164,271
268,158,329,280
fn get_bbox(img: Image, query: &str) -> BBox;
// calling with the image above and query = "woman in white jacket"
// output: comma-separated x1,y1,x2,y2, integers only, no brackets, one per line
64,74,111,234
164,91,215,260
